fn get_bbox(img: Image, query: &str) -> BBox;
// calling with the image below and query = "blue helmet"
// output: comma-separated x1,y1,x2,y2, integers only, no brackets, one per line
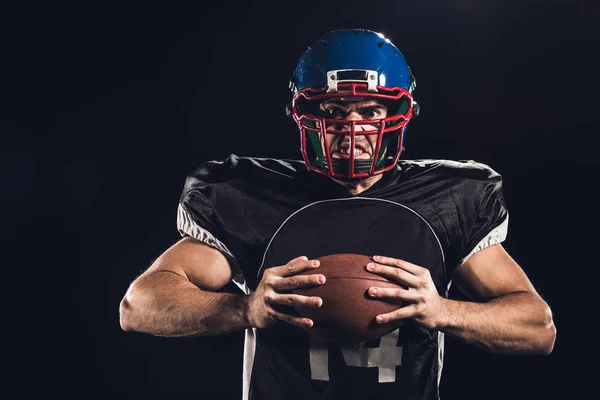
289,29,418,179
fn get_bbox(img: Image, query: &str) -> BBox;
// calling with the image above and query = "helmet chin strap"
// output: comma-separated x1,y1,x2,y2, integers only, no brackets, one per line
327,158,375,175
321,153,400,178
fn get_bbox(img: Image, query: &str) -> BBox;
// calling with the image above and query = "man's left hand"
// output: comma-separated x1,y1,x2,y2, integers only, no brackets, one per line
365,255,446,330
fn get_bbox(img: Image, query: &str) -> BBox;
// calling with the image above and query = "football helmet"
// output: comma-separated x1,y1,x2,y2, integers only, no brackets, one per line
289,29,418,179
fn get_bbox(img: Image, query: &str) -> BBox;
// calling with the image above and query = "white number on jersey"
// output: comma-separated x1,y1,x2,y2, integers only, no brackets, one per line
309,329,403,383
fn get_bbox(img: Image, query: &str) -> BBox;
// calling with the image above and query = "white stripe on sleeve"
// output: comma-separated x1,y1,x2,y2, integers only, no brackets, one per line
458,213,509,266
176,203,235,259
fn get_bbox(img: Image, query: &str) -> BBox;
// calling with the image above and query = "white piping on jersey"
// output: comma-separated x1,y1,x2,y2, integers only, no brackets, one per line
242,328,257,400
178,203,256,400
253,196,445,399
247,158,297,179
257,196,446,280
458,213,509,266
437,331,445,392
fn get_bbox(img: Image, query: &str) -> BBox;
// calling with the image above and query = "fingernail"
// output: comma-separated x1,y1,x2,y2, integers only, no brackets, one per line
376,315,385,323
366,263,375,270
369,288,378,295
317,275,325,284
312,260,320,267
314,298,322,307
373,255,381,261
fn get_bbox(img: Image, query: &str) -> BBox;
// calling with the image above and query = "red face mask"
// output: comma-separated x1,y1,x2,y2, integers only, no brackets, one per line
291,83,416,179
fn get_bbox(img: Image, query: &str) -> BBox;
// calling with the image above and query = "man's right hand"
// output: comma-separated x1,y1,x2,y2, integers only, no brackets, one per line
248,256,325,329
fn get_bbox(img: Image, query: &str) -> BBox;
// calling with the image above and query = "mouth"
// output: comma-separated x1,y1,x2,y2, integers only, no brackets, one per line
331,142,372,160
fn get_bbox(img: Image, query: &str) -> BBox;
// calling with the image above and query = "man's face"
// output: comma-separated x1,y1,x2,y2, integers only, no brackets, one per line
319,98,389,161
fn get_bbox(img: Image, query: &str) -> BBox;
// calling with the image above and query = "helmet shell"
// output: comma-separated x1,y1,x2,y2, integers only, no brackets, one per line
292,29,412,93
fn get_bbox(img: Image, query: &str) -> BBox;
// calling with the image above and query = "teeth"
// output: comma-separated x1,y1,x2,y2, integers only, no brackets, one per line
340,148,363,156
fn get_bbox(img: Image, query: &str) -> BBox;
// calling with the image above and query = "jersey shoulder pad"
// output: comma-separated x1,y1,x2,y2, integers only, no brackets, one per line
181,154,305,198
401,158,500,180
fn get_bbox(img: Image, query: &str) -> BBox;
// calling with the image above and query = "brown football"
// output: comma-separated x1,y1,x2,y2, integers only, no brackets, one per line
292,253,404,342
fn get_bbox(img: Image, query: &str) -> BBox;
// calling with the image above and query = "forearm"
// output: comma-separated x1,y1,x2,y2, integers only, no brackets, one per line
120,270,251,337
437,291,556,355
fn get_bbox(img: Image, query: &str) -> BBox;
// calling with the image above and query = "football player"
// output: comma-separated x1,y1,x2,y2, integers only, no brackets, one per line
120,29,556,400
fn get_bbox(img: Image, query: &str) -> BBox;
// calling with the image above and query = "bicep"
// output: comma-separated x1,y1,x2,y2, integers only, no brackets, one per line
144,236,234,291
452,243,538,302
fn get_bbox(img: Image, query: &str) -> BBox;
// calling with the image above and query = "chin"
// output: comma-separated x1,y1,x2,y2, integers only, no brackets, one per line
331,174,372,184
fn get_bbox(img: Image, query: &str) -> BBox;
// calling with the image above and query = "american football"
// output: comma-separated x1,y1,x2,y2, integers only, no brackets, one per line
292,253,405,342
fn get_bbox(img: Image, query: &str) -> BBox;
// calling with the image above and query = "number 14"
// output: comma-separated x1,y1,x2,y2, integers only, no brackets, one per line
309,329,403,383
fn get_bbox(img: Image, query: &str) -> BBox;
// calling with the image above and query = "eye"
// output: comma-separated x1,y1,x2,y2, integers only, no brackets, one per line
324,107,345,119
361,107,382,119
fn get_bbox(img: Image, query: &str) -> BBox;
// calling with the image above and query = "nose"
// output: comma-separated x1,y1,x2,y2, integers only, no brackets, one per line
339,112,367,132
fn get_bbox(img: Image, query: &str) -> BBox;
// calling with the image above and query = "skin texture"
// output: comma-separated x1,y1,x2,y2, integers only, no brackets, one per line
120,98,556,355
365,248,556,354
120,238,326,336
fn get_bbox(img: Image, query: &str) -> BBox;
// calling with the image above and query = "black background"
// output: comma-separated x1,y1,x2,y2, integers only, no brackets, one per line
3,0,598,399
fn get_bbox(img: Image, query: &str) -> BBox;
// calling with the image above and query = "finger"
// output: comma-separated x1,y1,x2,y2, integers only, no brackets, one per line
368,286,420,302
271,309,314,328
289,255,309,264
269,294,323,308
270,258,320,278
374,304,419,324
274,273,326,290
372,255,423,275
366,263,421,287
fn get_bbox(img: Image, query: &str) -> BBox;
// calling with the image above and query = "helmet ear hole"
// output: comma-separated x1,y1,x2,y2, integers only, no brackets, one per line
285,103,293,119
412,101,420,118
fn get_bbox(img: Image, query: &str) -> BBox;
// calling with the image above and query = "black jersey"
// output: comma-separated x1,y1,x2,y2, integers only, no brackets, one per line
177,154,508,400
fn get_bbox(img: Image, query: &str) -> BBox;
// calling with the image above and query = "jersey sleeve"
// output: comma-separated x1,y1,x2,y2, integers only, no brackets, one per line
176,158,241,271
177,191,236,260
458,164,509,266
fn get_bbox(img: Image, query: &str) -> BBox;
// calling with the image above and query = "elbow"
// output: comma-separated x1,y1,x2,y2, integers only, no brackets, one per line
119,297,131,332
119,293,136,332
533,304,557,355
543,329,557,355
538,317,557,356
531,324,556,356
499,302,557,356
119,278,149,333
